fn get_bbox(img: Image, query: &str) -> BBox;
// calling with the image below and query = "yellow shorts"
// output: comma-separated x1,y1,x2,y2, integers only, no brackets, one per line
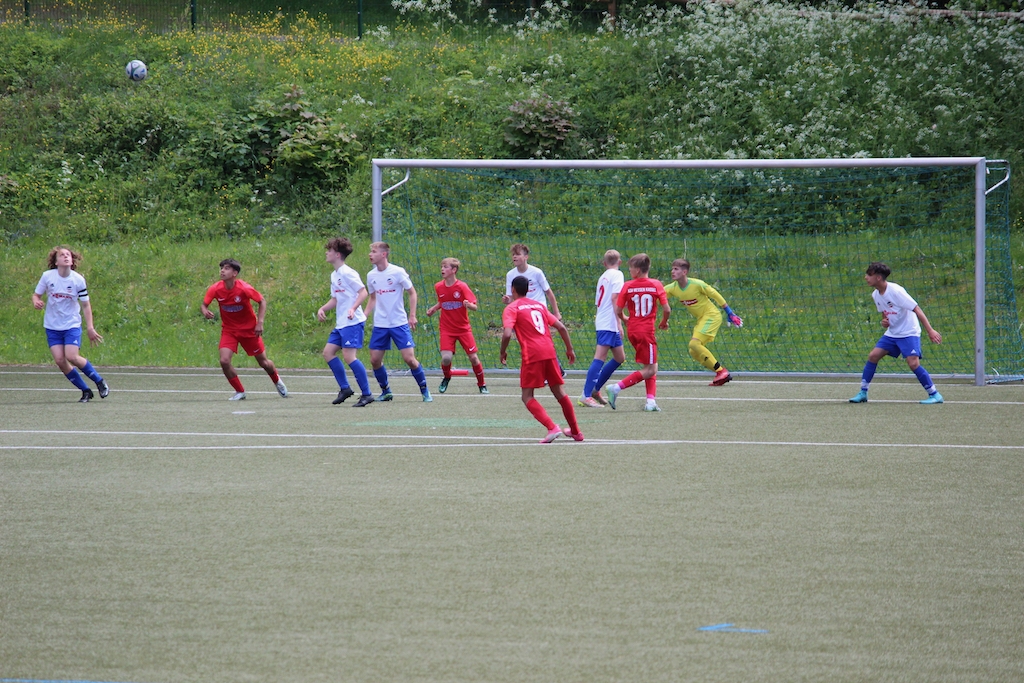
691,313,722,344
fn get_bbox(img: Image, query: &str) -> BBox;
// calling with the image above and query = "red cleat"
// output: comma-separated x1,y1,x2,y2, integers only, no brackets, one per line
562,427,585,442
710,368,732,386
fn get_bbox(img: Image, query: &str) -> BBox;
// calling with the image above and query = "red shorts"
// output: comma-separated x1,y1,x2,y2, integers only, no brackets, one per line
628,332,658,365
440,330,478,355
220,330,265,357
520,358,564,389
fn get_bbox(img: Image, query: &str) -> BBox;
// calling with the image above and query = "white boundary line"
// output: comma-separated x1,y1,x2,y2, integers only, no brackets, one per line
1,429,1021,450
3,386,1023,405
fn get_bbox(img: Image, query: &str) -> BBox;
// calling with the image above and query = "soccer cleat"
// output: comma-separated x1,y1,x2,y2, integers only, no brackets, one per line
479,385,489,394
710,367,732,386
578,396,603,408
920,392,944,405
96,380,110,399
591,390,608,406
849,390,868,403
422,389,433,402
644,402,662,412
229,392,246,401
78,388,94,403
353,394,375,407
332,387,355,405
275,380,288,397
562,427,585,442
438,377,450,393
540,427,563,444
377,390,394,402
606,385,620,410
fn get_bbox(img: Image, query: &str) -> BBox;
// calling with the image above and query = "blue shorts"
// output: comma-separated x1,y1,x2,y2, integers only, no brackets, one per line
328,323,365,349
46,327,82,348
875,335,923,359
369,324,415,351
596,330,623,348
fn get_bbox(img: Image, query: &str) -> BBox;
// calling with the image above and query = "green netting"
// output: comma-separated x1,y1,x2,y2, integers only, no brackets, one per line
380,162,1023,379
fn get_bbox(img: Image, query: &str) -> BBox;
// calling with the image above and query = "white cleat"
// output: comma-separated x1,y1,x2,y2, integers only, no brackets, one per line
275,380,288,397
229,392,247,401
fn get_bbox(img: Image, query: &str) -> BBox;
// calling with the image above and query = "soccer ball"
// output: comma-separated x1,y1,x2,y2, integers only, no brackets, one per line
125,59,148,82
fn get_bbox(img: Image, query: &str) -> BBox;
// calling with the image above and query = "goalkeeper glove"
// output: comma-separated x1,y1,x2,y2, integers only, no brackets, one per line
723,305,743,328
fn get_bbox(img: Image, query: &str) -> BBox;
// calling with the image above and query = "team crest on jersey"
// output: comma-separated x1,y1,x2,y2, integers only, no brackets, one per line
386,277,394,286
454,291,461,299
235,296,241,303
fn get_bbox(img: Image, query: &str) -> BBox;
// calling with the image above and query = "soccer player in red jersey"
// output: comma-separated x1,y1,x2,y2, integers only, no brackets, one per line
201,258,287,401
499,275,583,443
606,253,670,412
425,257,488,394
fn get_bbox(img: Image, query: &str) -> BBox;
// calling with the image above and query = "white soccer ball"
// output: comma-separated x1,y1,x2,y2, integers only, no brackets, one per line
125,59,148,82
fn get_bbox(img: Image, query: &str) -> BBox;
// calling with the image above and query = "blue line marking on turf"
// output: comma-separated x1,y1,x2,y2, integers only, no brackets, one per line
698,623,768,633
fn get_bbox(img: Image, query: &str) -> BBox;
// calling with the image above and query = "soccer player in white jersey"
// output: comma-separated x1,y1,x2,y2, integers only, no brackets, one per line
501,243,561,317
31,246,109,402
850,262,944,405
317,237,374,407
579,249,625,408
364,241,432,402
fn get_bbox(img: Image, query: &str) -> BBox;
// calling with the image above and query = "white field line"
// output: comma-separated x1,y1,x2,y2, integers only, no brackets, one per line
2,386,1023,405
0,429,1021,451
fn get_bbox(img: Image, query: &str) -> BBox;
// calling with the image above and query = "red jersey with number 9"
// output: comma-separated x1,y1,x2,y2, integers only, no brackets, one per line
502,300,558,365
616,277,667,338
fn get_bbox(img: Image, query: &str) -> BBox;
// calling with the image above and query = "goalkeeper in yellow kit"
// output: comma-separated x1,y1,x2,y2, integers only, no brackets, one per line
662,258,743,386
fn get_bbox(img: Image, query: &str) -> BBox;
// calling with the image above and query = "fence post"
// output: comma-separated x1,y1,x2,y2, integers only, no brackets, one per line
357,0,363,39
191,0,197,30
24,0,29,24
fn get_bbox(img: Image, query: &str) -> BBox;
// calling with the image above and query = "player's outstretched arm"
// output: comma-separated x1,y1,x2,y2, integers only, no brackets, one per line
81,300,104,345
255,298,267,336
551,319,576,364
914,306,942,344
317,298,337,322
723,304,743,328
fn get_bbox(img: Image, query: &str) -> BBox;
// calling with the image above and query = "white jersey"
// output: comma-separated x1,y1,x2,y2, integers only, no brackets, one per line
873,282,921,338
331,264,367,329
367,263,414,328
594,267,624,331
35,269,89,331
505,264,550,306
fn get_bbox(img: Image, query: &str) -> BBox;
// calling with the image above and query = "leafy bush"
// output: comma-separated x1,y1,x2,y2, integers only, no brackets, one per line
503,94,578,158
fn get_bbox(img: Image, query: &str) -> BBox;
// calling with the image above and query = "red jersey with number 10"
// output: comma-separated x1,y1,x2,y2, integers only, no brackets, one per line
204,279,263,335
502,300,558,365
616,277,667,338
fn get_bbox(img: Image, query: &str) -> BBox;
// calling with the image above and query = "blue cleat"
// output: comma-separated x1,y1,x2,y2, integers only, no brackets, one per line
377,390,394,402
849,390,868,403
422,389,433,402
920,392,944,405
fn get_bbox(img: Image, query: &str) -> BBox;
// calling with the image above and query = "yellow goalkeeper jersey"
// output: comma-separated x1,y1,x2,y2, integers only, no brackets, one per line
665,278,727,319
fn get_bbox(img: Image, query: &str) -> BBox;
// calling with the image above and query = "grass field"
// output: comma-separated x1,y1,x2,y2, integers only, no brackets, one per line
2,366,1024,682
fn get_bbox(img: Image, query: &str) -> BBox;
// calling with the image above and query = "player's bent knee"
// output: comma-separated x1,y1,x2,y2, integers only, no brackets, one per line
687,338,704,361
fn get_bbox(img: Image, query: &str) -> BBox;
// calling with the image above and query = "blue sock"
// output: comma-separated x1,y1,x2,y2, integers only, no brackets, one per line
583,359,603,397
348,359,371,396
860,362,877,391
411,363,428,391
80,361,103,384
373,365,389,392
913,365,936,394
595,359,622,392
327,357,350,389
65,368,89,391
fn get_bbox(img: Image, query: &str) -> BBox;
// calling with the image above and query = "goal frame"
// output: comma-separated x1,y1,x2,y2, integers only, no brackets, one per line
372,157,1002,386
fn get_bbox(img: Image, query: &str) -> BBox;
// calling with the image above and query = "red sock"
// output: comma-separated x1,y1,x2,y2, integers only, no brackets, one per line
472,363,486,386
443,363,452,380
557,395,580,434
526,398,556,430
229,376,245,393
645,376,657,399
620,370,644,390
268,371,280,384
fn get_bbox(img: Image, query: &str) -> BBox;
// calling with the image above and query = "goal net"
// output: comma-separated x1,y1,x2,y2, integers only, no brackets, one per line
373,158,1022,383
